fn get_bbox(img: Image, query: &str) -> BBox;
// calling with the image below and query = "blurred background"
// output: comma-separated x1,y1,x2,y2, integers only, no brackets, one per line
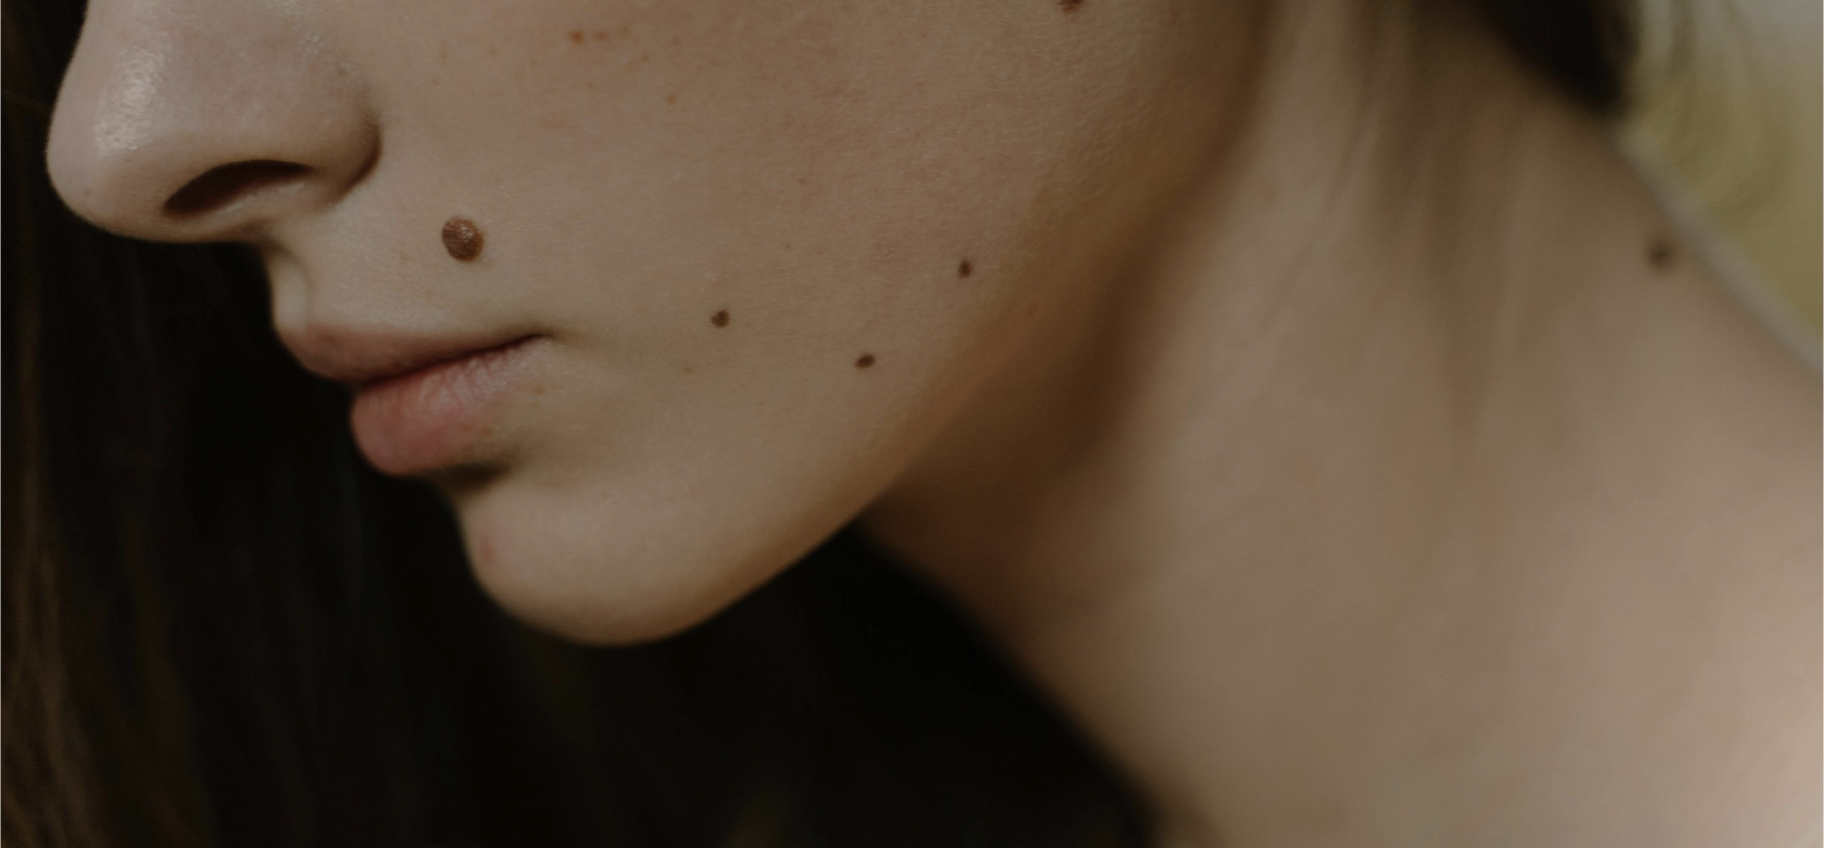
1630,0,1820,341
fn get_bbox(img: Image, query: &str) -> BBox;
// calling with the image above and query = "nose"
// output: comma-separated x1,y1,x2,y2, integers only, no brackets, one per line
46,0,378,243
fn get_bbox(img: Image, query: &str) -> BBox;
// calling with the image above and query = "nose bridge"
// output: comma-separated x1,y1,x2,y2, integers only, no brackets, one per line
47,0,377,242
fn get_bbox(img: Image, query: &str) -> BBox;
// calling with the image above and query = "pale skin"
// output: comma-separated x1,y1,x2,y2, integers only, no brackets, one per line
45,0,1819,845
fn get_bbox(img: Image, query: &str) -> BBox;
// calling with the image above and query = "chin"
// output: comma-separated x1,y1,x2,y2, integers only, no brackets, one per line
447,467,849,646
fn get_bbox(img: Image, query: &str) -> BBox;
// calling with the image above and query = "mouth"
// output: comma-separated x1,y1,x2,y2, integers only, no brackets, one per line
348,335,544,476
283,329,544,475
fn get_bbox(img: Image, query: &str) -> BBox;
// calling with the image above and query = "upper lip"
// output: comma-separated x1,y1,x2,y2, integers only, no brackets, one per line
280,326,539,387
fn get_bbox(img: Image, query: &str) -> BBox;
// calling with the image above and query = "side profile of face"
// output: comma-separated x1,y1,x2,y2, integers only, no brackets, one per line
48,0,1241,642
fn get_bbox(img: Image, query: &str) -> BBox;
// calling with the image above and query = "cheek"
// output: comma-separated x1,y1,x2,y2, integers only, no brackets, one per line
353,0,1156,285
329,0,1218,637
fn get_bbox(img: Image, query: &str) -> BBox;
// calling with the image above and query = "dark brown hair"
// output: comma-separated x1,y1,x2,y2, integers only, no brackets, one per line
4,2,1638,845
1468,0,1636,114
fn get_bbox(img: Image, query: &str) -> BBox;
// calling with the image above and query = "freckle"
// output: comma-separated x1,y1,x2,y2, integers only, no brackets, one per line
1060,0,1082,11
640,53,650,62
1647,236,1676,271
683,366,695,375
442,217,485,261
854,354,875,369
711,309,730,328
593,30,609,40
671,36,682,47
782,242,792,251
664,93,677,104
957,259,973,278
569,29,584,44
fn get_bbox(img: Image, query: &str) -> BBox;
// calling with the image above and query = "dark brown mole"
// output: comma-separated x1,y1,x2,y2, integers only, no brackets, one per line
711,309,730,328
957,259,973,278
1060,0,1082,12
854,353,875,369
1647,236,1676,271
442,217,485,261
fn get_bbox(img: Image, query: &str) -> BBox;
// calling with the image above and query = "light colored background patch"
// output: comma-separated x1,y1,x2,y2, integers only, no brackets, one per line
1631,0,1820,338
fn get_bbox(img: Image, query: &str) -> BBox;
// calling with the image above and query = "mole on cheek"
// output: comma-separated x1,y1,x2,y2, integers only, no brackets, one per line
957,259,973,278
1060,0,1082,12
1647,236,1676,271
442,217,485,261
854,353,876,369
711,309,730,328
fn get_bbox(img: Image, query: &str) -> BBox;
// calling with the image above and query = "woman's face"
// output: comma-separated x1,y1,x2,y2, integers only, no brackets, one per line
48,0,1238,641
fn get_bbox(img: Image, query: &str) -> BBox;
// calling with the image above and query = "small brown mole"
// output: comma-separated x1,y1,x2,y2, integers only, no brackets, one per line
442,217,485,261
854,353,875,369
1060,0,1083,12
1647,236,1676,271
957,259,973,278
711,309,730,328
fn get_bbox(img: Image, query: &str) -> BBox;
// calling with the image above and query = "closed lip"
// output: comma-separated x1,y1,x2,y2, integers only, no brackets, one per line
280,326,544,388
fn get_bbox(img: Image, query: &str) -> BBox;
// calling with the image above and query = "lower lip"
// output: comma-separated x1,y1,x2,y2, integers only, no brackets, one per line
349,337,540,475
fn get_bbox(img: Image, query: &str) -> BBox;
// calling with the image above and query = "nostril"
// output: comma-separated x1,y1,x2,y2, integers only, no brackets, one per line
164,160,311,217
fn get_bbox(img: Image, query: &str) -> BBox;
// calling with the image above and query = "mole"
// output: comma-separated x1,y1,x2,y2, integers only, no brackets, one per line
1060,0,1082,11
957,259,973,278
711,309,730,328
442,217,485,261
854,353,876,369
1647,236,1676,271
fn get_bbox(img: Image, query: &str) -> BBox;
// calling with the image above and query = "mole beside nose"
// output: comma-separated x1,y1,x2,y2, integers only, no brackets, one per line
45,3,378,242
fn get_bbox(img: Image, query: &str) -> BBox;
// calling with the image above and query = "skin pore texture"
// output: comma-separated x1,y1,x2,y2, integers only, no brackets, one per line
43,0,1819,845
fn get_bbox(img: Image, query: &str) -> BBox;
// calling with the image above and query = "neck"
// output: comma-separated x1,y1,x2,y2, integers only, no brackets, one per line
861,7,1820,846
